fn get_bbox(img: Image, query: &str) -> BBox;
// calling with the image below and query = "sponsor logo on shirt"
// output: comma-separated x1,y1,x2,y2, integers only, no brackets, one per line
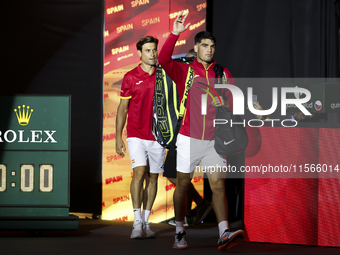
136,81,143,85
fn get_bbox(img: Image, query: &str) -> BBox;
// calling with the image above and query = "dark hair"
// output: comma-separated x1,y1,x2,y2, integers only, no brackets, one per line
186,48,197,57
136,36,159,51
194,31,216,45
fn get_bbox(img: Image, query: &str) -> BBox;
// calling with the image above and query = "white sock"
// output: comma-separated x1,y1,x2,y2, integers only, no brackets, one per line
143,209,151,223
175,221,185,234
133,208,142,223
218,221,229,237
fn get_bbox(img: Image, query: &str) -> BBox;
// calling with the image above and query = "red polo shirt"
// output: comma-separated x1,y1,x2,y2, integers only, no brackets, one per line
120,64,156,140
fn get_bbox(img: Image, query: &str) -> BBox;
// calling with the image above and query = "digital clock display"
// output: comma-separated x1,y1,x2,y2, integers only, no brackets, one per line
3,164,55,193
1,163,55,193
0,151,68,206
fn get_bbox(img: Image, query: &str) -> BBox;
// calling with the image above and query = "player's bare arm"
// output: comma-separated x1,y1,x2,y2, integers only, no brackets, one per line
115,98,129,156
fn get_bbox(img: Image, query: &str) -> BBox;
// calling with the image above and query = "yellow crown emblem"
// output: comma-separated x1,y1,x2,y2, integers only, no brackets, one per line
14,105,34,126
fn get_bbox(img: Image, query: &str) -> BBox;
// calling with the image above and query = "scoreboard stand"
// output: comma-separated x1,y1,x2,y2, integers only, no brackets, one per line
0,96,78,231
0,215,79,232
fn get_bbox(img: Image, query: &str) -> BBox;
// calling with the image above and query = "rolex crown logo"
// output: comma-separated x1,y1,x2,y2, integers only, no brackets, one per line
14,105,34,126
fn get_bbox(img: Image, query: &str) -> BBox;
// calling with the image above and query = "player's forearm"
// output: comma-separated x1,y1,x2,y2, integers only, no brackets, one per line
116,107,127,140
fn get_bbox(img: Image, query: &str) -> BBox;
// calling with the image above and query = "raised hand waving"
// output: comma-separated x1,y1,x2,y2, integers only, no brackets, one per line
172,10,191,35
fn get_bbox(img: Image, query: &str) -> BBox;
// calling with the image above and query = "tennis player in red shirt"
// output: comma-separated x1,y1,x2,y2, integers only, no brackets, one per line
116,36,165,239
159,11,245,250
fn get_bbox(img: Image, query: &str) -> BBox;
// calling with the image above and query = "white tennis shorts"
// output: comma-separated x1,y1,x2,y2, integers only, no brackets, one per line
176,134,227,178
126,137,165,174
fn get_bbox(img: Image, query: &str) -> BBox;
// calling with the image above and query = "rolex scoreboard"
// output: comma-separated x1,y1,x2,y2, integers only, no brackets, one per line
0,95,78,231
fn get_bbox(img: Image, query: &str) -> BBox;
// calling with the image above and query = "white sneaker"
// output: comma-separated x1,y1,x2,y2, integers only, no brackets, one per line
130,221,143,239
143,222,155,238
173,231,188,249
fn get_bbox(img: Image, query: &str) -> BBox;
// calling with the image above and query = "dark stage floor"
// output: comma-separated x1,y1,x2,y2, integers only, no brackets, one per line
0,219,339,255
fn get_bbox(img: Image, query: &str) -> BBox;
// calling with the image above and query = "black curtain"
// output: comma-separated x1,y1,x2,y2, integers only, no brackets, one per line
2,0,104,216
208,0,340,78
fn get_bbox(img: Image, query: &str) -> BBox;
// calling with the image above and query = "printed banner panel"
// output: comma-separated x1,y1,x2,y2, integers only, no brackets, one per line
104,0,207,74
244,127,340,247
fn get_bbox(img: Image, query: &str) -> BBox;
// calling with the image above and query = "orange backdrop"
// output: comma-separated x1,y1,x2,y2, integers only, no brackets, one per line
102,0,207,222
